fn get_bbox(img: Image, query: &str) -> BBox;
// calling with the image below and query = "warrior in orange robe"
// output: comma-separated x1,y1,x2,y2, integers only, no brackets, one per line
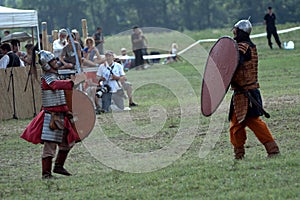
229,19,280,159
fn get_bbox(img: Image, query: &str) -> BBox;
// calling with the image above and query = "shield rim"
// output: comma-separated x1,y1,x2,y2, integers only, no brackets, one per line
72,89,96,140
201,36,239,117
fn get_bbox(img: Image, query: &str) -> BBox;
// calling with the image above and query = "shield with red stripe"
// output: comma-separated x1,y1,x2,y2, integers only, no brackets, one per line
201,37,239,116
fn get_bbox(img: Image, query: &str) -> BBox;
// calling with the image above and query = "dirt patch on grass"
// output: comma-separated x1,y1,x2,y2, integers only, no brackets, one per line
264,95,300,109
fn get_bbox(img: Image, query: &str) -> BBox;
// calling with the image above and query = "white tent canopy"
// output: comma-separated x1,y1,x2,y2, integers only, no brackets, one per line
0,6,38,29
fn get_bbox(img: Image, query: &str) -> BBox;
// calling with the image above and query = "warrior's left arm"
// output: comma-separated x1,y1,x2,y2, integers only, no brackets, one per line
238,48,251,66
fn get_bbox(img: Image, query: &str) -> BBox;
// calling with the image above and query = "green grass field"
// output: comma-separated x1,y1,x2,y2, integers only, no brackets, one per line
0,24,299,199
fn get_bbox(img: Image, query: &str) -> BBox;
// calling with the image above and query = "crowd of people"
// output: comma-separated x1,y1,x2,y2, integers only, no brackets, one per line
0,26,140,114
54,27,139,113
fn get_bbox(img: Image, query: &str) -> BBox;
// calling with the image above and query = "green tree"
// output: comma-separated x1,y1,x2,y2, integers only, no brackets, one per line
2,0,300,35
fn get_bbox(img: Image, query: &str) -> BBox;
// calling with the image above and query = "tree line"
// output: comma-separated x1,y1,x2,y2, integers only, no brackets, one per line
2,0,300,35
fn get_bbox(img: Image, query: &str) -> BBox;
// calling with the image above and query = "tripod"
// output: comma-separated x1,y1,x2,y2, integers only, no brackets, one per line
7,67,18,119
24,66,37,117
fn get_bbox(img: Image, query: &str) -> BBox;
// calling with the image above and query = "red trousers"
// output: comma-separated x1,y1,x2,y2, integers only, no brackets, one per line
230,112,275,148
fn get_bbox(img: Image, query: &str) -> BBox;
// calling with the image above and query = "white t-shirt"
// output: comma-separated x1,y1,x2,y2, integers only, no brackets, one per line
96,62,125,93
171,47,177,54
53,39,68,58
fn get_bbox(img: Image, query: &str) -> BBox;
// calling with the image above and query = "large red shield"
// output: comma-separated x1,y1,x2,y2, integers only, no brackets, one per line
65,89,96,140
201,37,239,116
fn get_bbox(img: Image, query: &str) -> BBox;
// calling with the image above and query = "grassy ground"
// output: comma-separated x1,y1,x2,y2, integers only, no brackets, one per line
0,24,299,199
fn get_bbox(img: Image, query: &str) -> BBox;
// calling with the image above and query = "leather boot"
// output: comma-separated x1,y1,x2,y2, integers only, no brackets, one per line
264,141,280,158
53,150,72,176
234,146,245,160
42,157,53,179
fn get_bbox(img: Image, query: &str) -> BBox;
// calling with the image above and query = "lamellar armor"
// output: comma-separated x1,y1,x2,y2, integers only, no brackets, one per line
41,73,67,107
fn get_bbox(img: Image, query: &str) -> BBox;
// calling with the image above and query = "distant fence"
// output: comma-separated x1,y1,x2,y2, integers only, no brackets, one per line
0,66,41,120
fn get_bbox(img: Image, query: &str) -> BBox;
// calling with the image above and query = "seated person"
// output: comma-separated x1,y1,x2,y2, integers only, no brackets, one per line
120,48,132,71
119,76,138,107
72,29,84,49
53,29,68,58
59,33,82,70
116,49,138,107
81,37,105,113
165,42,180,64
82,37,104,66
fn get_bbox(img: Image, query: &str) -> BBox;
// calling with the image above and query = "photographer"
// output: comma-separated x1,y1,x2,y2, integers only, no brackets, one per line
96,50,125,112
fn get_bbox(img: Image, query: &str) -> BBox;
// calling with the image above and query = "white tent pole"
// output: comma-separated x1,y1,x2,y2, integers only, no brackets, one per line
31,27,34,45
37,26,40,50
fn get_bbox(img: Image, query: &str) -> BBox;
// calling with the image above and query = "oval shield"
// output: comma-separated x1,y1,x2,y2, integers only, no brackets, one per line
65,89,96,140
201,37,239,116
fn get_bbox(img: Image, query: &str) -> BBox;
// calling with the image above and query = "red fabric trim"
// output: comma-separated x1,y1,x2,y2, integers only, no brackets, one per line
20,111,44,144
20,111,80,144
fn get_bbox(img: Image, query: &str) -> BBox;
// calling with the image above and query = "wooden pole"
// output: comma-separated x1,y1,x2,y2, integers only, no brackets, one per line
41,22,48,51
81,19,88,41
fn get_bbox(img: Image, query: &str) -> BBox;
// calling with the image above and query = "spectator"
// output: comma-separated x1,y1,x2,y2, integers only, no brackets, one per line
82,37,105,114
53,29,68,58
93,27,104,55
4,30,10,36
96,50,125,112
59,34,82,69
20,43,34,66
72,29,84,49
119,76,138,108
119,48,138,107
165,42,179,64
82,37,104,66
171,42,179,61
131,26,144,69
10,39,24,58
264,6,282,49
120,47,132,71
0,43,24,68
139,29,149,67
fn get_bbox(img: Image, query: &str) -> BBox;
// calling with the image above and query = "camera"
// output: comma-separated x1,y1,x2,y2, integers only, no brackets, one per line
95,84,111,98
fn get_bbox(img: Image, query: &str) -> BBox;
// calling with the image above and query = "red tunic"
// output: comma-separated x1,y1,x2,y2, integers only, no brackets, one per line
20,78,80,144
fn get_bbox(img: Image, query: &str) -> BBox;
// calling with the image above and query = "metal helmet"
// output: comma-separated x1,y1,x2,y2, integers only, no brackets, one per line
38,50,55,71
233,19,252,34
